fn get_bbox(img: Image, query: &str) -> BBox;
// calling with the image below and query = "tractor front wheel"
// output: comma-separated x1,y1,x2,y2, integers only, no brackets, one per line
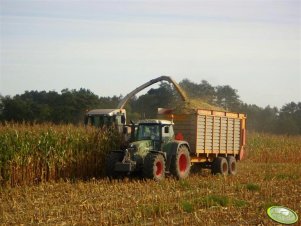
143,153,165,181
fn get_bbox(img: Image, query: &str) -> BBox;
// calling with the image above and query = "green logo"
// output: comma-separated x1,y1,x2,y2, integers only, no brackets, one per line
267,206,298,225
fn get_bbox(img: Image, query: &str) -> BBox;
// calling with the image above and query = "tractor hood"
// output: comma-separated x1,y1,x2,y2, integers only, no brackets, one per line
129,140,153,159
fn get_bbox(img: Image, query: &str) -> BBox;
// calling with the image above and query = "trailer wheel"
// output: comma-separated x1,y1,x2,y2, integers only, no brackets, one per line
170,145,191,179
143,153,165,181
212,157,228,175
105,152,124,179
226,156,237,175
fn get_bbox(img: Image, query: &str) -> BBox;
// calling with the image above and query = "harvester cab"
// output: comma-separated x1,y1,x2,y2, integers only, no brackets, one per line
84,109,126,132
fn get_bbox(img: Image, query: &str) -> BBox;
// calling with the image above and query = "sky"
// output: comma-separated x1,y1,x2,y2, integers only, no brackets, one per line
0,0,300,108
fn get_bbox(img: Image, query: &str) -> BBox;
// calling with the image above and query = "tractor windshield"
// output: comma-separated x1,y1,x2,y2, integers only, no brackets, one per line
137,124,160,141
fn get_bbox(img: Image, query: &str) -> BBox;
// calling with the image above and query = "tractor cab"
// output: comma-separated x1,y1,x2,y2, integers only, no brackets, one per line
135,119,174,146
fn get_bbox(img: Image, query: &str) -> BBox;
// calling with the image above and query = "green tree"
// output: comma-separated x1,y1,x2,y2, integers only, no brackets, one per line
215,85,241,111
1,80,300,136
277,102,301,135
179,79,216,103
0,89,110,124
132,82,174,118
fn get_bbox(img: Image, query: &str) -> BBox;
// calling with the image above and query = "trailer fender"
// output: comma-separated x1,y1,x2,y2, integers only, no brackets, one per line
238,146,245,161
164,141,190,171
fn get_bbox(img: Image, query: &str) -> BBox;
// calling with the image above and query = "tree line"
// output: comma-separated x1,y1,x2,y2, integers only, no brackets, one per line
0,79,300,135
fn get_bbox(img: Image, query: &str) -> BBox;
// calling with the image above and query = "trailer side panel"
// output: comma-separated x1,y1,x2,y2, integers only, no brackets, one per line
166,109,246,160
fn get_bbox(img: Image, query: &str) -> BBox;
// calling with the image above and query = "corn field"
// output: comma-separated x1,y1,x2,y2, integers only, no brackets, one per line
246,132,301,163
0,125,301,225
0,123,122,187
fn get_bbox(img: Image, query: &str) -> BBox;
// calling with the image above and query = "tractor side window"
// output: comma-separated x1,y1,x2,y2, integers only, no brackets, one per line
162,125,174,141
162,125,174,139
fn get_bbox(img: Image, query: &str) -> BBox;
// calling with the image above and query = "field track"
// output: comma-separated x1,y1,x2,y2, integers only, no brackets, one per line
1,161,300,225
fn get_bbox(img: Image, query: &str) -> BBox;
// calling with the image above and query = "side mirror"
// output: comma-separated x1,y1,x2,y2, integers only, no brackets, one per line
164,126,169,134
121,115,126,124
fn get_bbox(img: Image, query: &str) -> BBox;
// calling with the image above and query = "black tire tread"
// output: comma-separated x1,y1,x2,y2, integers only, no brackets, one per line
212,157,228,175
226,156,237,175
143,153,165,181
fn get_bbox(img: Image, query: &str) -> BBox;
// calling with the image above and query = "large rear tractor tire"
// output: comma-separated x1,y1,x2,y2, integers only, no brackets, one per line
143,153,165,181
212,157,228,175
170,145,191,179
105,152,124,179
226,156,237,175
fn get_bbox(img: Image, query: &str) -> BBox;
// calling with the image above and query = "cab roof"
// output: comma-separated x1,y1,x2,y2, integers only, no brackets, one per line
86,109,126,116
138,119,173,125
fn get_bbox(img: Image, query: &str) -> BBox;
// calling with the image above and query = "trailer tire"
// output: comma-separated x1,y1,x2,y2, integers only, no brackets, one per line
212,157,228,175
226,156,237,175
143,153,165,181
105,152,124,179
170,145,191,179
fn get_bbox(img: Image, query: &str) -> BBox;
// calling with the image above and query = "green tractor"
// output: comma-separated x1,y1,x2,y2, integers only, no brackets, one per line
105,119,191,181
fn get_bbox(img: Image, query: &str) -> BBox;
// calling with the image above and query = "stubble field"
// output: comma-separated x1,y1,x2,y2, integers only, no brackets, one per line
0,125,300,225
